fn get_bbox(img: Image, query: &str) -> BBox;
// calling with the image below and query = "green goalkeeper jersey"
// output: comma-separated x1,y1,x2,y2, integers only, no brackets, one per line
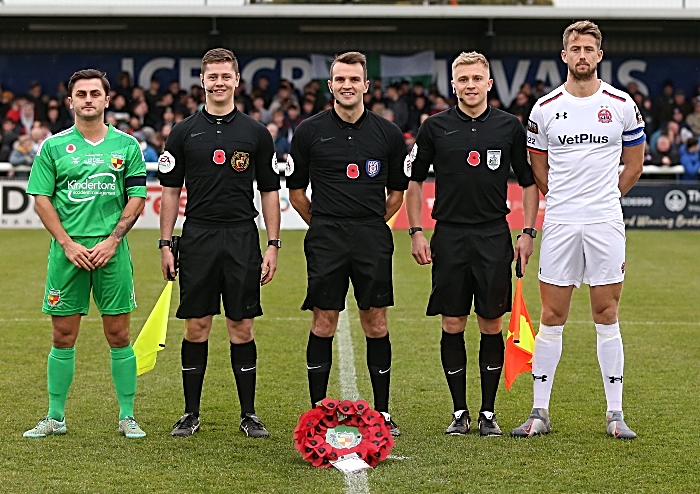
27,124,147,237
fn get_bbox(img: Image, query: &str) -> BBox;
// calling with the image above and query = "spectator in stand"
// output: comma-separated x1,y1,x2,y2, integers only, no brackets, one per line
27,81,49,122
406,81,425,107
270,108,292,142
29,124,50,153
680,137,700,181
145,77,162,112
161,107,175,129
626,81,640,98
0,90,14,118
267,122,289,162
110,94,131,126
370,85,386,111
533,80,547,100
508,91,532,125
300,97,316,120
168,80,181,101
55,81,68,102
650,134,679,166
133,130,159,179
380,108,395,123
115,72,133,102
8,134,36,179
519,81,536,107
269,80,298,114
653,80,675,124
190,85,205,107
0,118,20,162
5,94,25,124
488,95,502,110
46,100,69,134
386,84,409,131
185,96,199,117
673,89,693,118
640,96,656,137
285,102,303,132
670,108,694,143
430,95,450,115
407,94,427,132
235,79,253,114
251,95,271,124
253,75,273,108
403,130,416,153
132,100,158,129
160,123,172,142
684,96,700,136
20,100,36,135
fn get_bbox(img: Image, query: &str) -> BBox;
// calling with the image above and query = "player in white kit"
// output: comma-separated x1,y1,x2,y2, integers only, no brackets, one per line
510,20,645,439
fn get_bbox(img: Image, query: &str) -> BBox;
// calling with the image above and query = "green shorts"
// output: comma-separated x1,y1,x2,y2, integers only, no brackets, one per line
42,236,137,316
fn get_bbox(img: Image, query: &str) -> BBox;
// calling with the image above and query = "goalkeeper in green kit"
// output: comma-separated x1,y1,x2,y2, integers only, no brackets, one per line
23,69,148,438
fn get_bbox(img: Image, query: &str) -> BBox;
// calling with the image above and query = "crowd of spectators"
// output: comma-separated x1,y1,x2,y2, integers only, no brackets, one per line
1,72,699,181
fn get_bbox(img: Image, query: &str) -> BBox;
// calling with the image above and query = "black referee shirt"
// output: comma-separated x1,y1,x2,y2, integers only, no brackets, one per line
158,108,279,226
409,105,534,225
287,108,408,220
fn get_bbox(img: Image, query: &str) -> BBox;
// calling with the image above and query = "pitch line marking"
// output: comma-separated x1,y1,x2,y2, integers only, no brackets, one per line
337,306,370,494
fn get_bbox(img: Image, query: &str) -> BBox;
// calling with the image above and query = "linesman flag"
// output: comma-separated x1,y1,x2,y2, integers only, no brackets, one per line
133,282,172,376
504,273,536,391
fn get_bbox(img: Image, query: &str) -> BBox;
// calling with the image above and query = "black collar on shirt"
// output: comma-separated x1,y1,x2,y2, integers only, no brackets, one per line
331,107,368,129
201,107,238,123
454,104,492,122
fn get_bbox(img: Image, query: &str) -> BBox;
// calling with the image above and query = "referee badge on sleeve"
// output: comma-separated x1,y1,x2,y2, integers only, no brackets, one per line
232,151,250,172
486,150,501,170
404,143,417,177
285,155,295,176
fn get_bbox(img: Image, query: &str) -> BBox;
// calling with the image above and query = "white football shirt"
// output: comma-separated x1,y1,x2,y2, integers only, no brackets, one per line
527,81,645,224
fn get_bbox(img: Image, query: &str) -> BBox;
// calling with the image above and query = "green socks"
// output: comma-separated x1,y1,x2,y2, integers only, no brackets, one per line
110,345,137,420
47,346,76,421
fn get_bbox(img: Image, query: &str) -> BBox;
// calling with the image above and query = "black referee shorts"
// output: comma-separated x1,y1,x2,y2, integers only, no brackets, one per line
176,220,263,321
302,217,394,312
427,221,513,320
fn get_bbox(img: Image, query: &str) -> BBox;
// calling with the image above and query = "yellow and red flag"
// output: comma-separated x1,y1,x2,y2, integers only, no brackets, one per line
504,277,536,390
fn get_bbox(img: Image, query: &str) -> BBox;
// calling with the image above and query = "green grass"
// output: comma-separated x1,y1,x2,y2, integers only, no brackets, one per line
1,229,698,493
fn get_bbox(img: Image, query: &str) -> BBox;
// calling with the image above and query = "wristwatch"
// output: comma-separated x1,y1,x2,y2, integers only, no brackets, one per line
522,228,537,239
408,227,423,236
157,239,172,249
268,239,282,248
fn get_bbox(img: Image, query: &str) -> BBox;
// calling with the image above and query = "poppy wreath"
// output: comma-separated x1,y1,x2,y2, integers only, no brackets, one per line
293,398,395,468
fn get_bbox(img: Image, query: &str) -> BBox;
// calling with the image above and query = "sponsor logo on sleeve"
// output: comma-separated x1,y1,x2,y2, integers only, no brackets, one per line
527,119,538,134
486,150,501,170
634,104,643,124
231,151,250,172
365,159,381,178
285,154,295,176
158,151,176,173
404,143,417,177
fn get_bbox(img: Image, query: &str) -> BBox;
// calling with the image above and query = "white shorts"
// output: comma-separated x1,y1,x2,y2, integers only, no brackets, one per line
538,219,626,288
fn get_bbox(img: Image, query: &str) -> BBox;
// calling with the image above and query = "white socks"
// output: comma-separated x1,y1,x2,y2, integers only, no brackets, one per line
532,324,564,410
596,322,624,411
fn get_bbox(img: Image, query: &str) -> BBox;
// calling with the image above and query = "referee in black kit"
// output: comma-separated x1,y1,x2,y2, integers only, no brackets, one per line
158,48,281,438
287,52,408,436
405,52,539,437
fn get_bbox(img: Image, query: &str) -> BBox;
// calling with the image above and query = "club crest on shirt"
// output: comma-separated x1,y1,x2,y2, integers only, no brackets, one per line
47,289,62,308
159,151,176,173
366,159,381,178
232,151,250,172
110,153,125,171
598,107,613,124
486,150,501,170
467,150,480,166
347,163,359,179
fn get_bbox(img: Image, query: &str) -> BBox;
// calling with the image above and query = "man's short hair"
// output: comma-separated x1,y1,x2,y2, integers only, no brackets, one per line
451,52,490,76
687,137,699,148
563,20,602,50
68,69,110,96
330,52,368,82
201,48,239,75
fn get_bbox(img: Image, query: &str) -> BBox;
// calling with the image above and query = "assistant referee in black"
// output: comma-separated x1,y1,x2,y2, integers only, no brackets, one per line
158,48,281,438
405,51,539,437
287,51,408,436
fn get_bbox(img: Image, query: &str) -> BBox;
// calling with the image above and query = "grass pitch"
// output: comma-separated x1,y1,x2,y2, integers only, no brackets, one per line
1,228,699,493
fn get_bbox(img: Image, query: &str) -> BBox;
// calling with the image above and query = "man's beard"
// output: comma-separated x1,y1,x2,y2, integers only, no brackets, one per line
570,63,597,82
